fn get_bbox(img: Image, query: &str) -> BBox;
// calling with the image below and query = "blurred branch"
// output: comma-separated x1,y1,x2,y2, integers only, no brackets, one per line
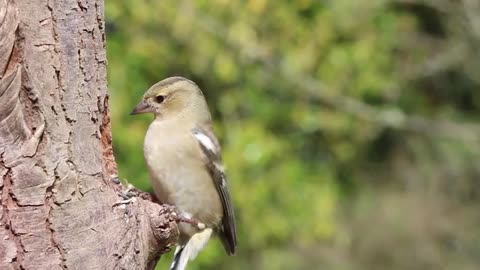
395,0,480,84
395,0,480,40
462,0,480,40
393,0,454,12
173,1,480,143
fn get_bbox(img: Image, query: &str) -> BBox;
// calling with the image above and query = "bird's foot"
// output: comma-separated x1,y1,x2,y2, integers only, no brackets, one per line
177,215,206,230
160,205,206,230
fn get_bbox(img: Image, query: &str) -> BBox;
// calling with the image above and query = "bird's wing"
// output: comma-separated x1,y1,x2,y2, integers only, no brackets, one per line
191,126,237,255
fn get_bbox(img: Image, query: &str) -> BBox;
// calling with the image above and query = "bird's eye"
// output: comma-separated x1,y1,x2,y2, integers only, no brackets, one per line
155,95,165,103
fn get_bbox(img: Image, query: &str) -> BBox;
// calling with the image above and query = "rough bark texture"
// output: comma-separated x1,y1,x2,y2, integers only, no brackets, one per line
0,0,178,269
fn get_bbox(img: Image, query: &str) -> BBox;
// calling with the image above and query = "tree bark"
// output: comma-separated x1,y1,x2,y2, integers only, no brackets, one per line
0,0,178,269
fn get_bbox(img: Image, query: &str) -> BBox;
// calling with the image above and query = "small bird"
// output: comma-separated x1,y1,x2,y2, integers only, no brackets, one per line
131,77,237,270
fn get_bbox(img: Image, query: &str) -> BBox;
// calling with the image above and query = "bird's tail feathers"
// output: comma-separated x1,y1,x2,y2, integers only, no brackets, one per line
169,228,213,270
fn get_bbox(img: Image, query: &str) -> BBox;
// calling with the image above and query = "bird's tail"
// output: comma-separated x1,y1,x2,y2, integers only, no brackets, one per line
169,228,213,270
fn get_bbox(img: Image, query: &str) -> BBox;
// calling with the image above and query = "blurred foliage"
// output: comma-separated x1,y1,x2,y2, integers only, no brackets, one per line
105,0,480,269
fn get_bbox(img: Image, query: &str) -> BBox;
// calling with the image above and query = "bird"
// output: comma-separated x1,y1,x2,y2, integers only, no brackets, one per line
131,76,237,270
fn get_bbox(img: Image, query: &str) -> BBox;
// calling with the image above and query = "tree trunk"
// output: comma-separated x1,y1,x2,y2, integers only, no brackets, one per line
0,0,177,269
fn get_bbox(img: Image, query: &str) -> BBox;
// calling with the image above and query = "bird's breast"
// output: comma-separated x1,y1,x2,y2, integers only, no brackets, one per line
143,121,222,231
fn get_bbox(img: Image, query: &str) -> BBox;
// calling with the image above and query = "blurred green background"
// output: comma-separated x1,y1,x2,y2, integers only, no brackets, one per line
105,1,480,269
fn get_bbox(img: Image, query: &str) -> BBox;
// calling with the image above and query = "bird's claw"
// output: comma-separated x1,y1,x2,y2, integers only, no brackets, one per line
176,215,206,230
159,205,206,230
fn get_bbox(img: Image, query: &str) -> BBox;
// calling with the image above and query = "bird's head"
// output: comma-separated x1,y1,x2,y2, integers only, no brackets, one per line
131,76,211,122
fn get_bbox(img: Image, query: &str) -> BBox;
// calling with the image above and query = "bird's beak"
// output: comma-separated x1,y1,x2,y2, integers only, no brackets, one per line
131,100,153,115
